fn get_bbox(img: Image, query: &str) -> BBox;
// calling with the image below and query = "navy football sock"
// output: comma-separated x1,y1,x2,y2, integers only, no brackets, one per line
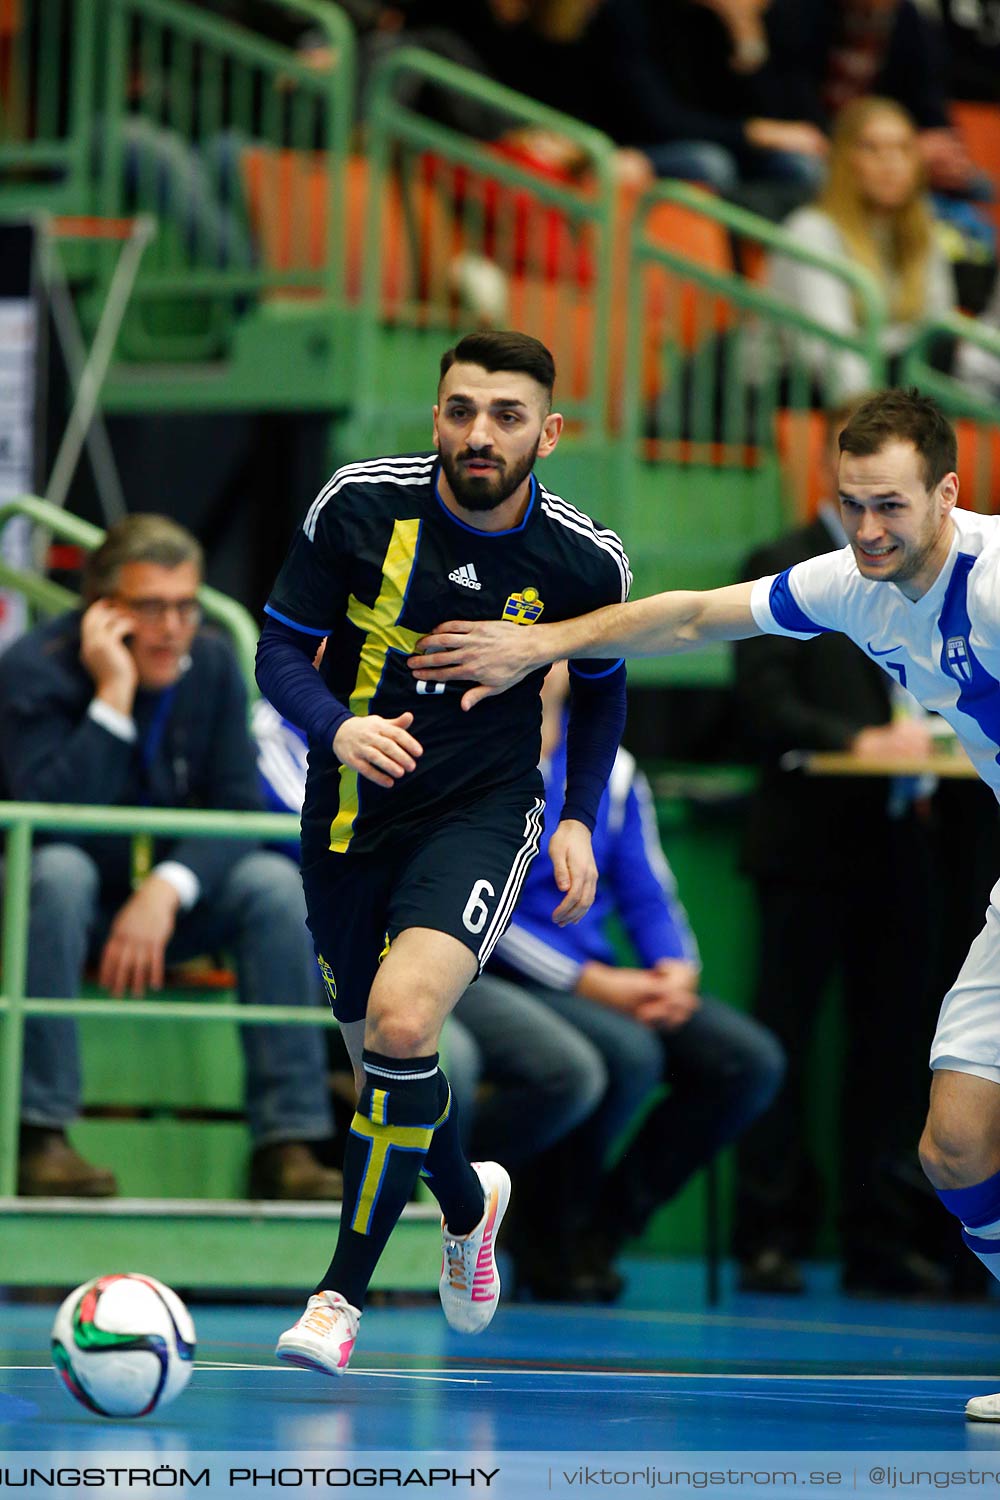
316,1049,443,1308
421,1071,485,1236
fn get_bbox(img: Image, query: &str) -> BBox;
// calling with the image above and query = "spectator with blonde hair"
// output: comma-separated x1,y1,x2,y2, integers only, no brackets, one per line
768,95,955,399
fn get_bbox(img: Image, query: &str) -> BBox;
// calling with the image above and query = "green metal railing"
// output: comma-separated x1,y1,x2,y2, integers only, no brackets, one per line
0,495,261,697
0,0,98,214
611,181,888,606
622,181,887,454
2,0,356,358
0,803,339,1199
353,46,618,449
903,309,1000,419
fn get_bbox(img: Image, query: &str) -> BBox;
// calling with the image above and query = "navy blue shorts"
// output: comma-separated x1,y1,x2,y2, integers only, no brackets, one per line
301,790,545,1023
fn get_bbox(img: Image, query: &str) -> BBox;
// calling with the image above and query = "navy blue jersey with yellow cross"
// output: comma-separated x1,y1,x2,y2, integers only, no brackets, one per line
264,453,631,859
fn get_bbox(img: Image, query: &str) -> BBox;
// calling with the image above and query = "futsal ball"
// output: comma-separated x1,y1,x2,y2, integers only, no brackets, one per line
51,1273,196,1418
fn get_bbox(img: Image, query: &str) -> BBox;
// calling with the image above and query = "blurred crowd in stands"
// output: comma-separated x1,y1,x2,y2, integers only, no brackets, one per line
184,0,1000,400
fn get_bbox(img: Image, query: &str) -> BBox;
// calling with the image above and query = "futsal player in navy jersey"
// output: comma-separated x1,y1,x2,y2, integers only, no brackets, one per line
411,387,1000,1421
255,330,631,1375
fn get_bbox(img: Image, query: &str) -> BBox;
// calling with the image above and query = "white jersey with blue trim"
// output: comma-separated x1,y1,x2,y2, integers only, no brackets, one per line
749,508,1000,799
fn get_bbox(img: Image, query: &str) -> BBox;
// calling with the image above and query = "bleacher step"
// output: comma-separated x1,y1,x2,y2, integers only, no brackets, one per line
0,1199,441,1291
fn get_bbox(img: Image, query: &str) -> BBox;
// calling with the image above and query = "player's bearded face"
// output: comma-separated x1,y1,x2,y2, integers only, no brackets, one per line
438,437,541,512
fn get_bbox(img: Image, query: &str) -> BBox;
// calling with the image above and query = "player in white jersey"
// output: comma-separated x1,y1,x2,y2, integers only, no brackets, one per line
409,389,1000,1421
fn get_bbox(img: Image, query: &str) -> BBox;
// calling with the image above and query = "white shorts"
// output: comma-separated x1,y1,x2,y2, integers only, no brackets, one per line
930,873,1000,1086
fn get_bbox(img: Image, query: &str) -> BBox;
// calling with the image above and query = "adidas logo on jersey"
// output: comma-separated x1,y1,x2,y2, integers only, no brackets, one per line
449,564,482,591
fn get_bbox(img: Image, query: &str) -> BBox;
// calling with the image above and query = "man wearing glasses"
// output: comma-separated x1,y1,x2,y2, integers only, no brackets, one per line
0,514,339,1201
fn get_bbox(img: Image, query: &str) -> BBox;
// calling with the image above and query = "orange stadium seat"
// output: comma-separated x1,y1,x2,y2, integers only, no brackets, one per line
955,417,1000,513
241,149,452,311
952,101,1000,237
0,0,21,114
621,193,735,420
775,406,827,520
643,197,735,346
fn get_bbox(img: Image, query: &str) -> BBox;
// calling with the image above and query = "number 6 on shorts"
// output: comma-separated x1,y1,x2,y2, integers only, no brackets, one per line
462,878,496,934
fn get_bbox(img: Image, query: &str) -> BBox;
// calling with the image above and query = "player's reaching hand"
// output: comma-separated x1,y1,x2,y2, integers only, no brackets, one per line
409,620,548,710
548,817,598,926
334,712,423,788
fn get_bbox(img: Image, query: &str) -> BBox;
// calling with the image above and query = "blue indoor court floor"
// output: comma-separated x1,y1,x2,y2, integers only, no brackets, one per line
4,1261,1000,1498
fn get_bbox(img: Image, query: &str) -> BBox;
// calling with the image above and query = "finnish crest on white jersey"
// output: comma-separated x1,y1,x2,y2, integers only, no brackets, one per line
945,635,974,684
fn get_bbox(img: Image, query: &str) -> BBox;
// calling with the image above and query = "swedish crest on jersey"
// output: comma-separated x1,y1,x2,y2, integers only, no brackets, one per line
945,635,974,684
503,586,544,624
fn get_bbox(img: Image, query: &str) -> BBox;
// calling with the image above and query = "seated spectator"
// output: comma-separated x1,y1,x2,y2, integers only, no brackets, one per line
0,516,339,1201
399,0,653,188
486,663,785,1302
767,96,955,399
819,0,983,196
252,697,613,1180
920,0,1000,104
581,0,828,206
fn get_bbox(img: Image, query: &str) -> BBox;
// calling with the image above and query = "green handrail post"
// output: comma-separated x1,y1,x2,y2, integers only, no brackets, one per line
0,821,32,1198
273,0,358,307
101,2,130,227
67,0,99,213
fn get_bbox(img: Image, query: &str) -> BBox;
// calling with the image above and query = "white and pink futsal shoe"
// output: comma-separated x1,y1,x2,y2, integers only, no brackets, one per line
439,1161,511,1334
275,1290,361,1376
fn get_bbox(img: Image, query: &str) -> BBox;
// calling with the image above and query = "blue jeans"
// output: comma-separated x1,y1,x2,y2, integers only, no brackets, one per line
644,139,825,197
443,973,608,1167
514,981,786,1236
15,843,332,1145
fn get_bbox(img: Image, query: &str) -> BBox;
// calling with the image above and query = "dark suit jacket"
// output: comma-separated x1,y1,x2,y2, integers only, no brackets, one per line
0,612,263,902
737,518,900,881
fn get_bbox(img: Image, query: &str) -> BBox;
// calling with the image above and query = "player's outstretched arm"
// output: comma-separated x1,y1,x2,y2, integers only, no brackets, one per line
408,582,762,709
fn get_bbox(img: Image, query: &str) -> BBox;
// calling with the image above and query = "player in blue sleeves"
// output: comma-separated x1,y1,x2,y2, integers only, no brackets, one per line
255,330,630,1375
410,387,1000,1419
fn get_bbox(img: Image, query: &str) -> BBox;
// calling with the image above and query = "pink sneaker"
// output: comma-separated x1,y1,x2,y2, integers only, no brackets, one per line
275,1291,360,1376
439,1161,511,1334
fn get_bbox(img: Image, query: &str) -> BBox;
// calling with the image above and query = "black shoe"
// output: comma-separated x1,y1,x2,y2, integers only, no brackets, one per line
512,1225,626,1305
575,1225,627,1303
738,1249,805,1294
841,1249,953,1300
515,1262,625,1305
